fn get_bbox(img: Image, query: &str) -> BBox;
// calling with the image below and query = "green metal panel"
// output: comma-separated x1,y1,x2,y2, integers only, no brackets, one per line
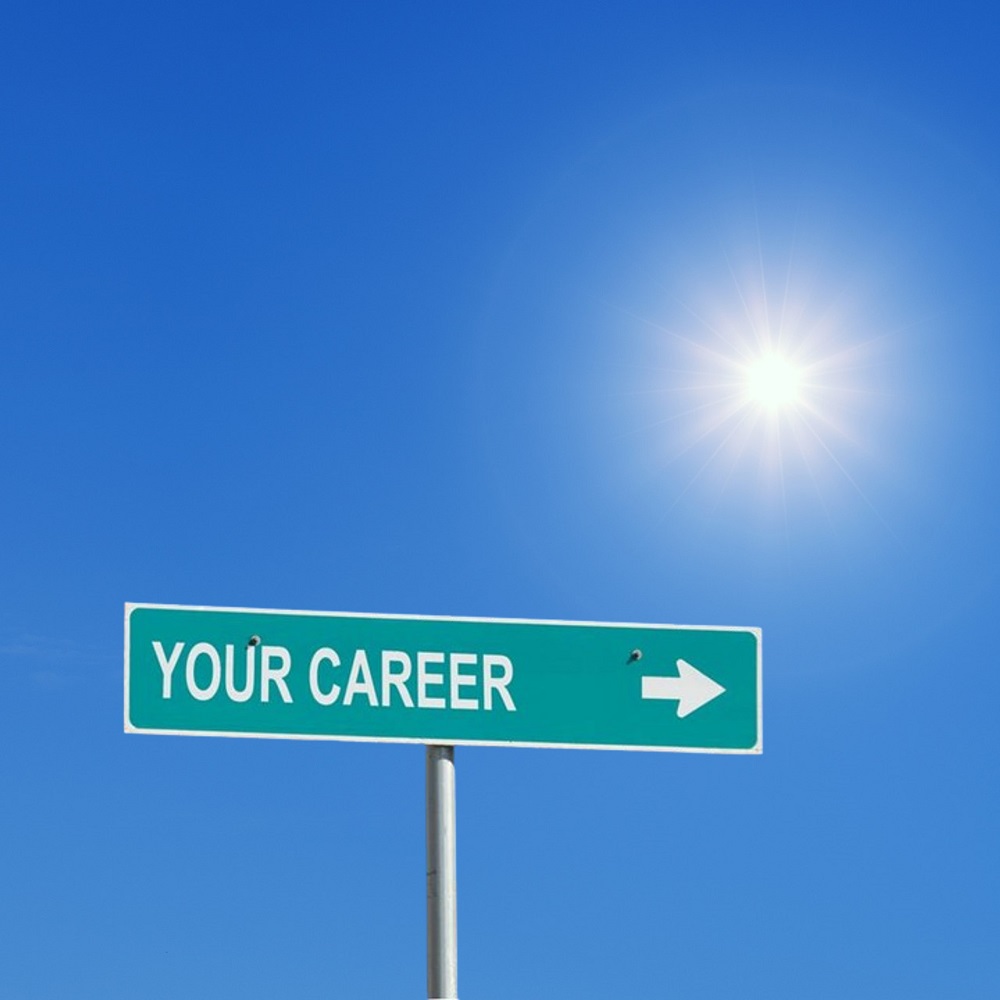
125,604,761,753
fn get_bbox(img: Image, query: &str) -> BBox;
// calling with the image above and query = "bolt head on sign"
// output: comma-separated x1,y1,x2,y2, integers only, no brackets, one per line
124,604,761,753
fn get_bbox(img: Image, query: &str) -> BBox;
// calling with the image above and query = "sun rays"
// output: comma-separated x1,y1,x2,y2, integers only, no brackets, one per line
620,238,889,526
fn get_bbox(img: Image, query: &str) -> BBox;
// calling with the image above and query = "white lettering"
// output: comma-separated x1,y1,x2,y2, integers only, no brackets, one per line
186,642,221,701
260,645,293,703
224,643,255,703
449,652,479,710
344,649,378,706
382,651,414,707
483,654,516,711
152,641,184,699
417,651,446,709
309,647,341,706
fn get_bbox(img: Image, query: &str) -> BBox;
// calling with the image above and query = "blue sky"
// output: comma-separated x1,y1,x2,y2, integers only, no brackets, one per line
2,3,999,997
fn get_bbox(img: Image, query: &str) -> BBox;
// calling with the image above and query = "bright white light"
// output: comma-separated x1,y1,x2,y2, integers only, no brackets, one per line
745,354,802,407
619,234,888,523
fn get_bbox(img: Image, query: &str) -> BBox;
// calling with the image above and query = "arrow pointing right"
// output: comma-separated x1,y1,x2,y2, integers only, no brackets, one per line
641,658,726,718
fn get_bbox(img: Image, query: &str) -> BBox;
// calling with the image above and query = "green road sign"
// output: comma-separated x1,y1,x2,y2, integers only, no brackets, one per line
125,604,761,753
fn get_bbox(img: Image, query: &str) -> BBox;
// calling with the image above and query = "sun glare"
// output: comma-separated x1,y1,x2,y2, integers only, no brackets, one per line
746,354,802,408
621,235,887,523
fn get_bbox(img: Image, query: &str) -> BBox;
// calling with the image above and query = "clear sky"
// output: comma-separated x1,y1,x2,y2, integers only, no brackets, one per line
2,3,999,997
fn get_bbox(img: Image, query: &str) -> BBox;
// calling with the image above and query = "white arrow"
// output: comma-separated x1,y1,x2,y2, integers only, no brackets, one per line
641,659,726,718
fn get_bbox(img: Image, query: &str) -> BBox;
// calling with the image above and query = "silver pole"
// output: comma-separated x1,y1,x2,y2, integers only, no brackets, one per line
426,744,458,1000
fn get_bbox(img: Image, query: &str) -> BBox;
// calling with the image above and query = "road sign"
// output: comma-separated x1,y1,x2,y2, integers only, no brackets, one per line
125,603,761,753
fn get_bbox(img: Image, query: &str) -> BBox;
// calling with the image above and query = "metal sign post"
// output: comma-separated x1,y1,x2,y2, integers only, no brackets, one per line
426,745,458,1000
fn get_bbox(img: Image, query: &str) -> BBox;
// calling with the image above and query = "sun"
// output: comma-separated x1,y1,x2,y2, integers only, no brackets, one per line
618,236,887,521
745,353,802,408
